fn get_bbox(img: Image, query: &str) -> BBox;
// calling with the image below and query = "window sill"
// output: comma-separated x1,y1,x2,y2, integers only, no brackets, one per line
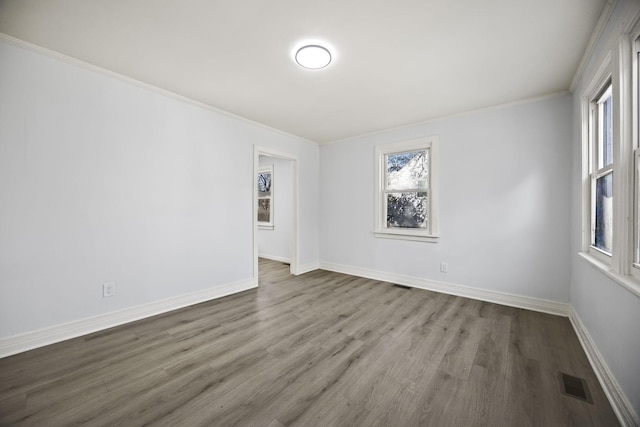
373,231,439,243
578,252,640,298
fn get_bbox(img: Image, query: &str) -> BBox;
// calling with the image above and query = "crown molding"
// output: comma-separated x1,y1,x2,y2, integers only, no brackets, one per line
570,0,618,92
322,91,571,146
0,33,318,147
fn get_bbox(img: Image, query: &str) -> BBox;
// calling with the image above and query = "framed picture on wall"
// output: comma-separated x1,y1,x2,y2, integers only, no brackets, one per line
258,166,274,229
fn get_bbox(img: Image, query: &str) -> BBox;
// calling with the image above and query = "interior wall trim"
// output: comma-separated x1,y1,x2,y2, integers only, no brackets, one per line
297,261,320,275
0,278,257,359
258,254,292,264
0,33,317,147
570,0,617,92
323,91,570,146
569,307,640,427
319,261,569,316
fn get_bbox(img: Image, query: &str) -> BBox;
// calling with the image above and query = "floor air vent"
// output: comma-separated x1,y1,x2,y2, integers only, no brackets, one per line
558,372,593,404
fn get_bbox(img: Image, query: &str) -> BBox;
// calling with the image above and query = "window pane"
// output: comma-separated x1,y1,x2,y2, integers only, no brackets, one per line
636,184,640,265
258,172,271,196
636,155,640,264
594,172,613,253
386,150,428,190
387,192,428,229
599,87,613,168
258,198,271,222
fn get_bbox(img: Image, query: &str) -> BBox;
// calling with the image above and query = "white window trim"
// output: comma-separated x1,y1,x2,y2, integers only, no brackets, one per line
579,16,640,295
631,31,640,281
589,79,614,264
633,148,640,279
374,136,440,243
258,165,274,230
578,252,640,298
626,24,640,282
582,52,613,265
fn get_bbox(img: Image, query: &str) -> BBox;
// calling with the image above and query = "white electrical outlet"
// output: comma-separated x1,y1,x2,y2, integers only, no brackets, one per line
103,281,116,298
440,262,449,273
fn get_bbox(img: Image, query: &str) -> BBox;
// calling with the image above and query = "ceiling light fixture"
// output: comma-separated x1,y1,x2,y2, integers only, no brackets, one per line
295,45,332,69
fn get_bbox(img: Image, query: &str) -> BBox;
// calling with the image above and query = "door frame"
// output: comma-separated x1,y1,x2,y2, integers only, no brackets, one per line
253,145,299,281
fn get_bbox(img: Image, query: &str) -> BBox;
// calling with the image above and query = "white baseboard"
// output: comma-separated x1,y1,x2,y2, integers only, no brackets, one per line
0,278,258,359
258,254,291,264
319,261,569,316
257,255,317,275
297,261,320,275
569,307,640,427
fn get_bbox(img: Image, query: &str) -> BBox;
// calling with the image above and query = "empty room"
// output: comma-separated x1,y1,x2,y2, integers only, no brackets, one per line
1,0,639,426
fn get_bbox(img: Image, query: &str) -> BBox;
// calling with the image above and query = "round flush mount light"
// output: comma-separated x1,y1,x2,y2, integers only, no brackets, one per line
295,45,332,69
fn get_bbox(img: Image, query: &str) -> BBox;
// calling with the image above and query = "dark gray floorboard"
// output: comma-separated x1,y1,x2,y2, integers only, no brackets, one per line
0,259,619,426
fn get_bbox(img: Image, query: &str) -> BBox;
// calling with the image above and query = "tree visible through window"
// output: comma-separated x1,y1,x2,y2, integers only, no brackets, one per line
375,137,439,242
385,150,429,229
258,166,273,229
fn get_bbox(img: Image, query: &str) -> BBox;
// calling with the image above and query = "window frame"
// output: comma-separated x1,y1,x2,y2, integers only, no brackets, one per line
579,19,640,295
631,33,640,280
374,136,440,242
588,80,614,263
257,165,274,230
634,149,640,275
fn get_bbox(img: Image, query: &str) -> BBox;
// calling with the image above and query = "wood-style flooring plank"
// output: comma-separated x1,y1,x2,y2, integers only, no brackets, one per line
0,258,620,426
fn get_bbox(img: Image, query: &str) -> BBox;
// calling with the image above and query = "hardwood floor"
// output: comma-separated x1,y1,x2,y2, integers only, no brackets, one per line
0,259,619,426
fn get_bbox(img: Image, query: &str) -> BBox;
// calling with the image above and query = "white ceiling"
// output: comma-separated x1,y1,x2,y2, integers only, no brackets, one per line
0,0,605,144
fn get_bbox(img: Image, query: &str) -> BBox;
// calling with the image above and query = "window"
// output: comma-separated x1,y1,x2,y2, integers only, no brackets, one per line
374,136,439,242
579,25,640,292
635,149,640,268
258,166,273,229
590,82,614,256
630,33,640,280
634,37,640,275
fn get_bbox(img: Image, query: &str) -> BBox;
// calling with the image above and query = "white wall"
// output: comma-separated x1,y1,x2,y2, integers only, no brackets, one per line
320,94,572,303
258,156,293,262
569,0,640,417
0,39,319,340
2,8,638,419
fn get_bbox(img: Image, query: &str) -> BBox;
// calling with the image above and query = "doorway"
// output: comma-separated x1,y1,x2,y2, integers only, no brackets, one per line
253,146,298,281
